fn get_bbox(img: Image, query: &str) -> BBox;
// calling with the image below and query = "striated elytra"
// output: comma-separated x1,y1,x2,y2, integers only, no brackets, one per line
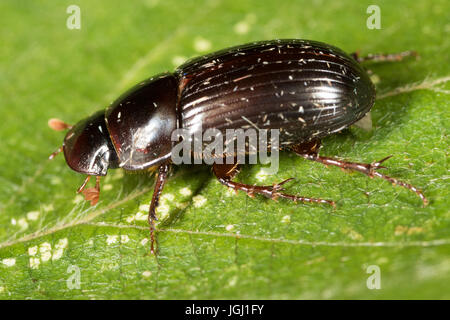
49,39,426,254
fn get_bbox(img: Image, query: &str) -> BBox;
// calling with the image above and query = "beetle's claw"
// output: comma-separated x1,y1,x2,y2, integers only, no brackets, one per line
273,178,295,191
371,155,393,171
278,178,295,186
376,155,393,165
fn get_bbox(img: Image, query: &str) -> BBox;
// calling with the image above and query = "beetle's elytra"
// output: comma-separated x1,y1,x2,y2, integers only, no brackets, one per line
49,39,426,254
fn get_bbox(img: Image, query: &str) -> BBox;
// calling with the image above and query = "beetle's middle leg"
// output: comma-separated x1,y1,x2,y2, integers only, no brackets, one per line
290,139,428,205
212,162,335,206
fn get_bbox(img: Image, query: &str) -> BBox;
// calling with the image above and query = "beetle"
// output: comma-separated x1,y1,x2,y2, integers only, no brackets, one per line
48,39,426,254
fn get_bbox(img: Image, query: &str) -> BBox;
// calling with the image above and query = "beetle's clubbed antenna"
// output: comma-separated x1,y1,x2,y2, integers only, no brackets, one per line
48,118,72,160
48,118,73,131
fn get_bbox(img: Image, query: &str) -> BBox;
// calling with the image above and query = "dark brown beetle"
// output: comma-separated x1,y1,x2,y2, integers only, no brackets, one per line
49,39,426,254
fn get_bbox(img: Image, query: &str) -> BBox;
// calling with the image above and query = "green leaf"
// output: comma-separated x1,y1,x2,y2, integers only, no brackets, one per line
0,0,449,299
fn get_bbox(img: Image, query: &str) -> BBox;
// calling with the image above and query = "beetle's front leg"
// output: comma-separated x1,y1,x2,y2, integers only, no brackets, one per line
77,175,101,206
290,140,428,205
148,162,170,255
351,50,418,63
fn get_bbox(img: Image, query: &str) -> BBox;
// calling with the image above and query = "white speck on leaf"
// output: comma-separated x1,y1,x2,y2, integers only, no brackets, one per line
226,224,234,232
121,235,130,243
51,238,68,260
18,218,28,230
26,211,40,221
161,193,175,202
29,258,40,269
255,168,271,182
106,235,118,245
179,187,192,196
281,215,291,224
28,246,38,256
50,176,62,185
40,242,52,262
194,37,212,52
52,249,64,261
40,242,51,252
134,212,147,221
142,271,152,278
172,55,187,66
228,276,238,287
176,202,189,209
234,21,249,34
193,195,207,208
73,195,84,204
2,258,16,267
42,204,54,212
224,188,235,197
157,204,170,218
56,238,68,249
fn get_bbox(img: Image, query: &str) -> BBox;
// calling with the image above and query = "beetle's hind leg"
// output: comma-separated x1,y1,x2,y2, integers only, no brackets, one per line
290,139,428,205
351,50,418,63
212,163,335,207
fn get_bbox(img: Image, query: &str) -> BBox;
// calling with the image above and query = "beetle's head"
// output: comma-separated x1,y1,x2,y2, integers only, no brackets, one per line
49,110,118,176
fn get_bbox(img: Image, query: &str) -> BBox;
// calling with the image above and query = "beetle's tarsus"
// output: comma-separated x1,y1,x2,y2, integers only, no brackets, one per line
147,162,170,255
275,178,295,188
213,163,334,207
371,155,393,168
291,140,427,205
353,51,418,64
149,221,157,255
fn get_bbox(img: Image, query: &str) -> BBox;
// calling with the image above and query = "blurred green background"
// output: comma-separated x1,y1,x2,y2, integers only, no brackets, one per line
0,0,449,299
